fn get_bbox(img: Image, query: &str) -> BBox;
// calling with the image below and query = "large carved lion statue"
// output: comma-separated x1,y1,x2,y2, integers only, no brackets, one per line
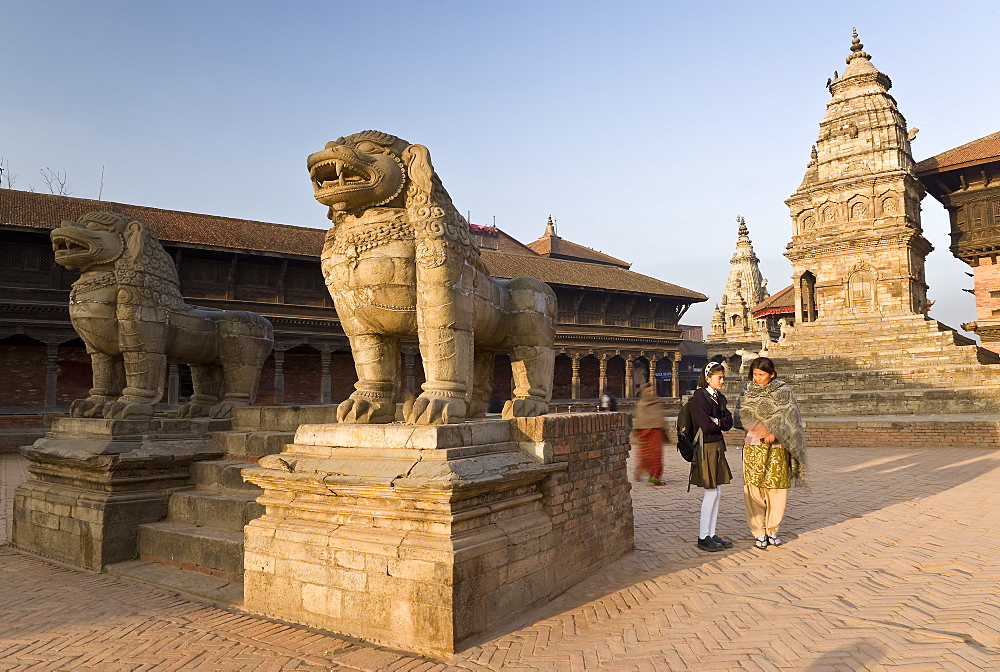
50,211,274,420
308,131,557,424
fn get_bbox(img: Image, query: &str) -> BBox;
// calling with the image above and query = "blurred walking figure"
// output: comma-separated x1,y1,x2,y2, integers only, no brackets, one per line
689,361,734,552
631,383,667,485
599,389,618,411
734,356,807,549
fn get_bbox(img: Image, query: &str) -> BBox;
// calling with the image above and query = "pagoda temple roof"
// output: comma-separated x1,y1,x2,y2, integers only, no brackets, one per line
915,130,1000,175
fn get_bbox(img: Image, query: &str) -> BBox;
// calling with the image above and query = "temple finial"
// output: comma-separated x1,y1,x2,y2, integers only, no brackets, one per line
846,27,870,63
544,215,556,236
851,28,862,52
738,216,748,237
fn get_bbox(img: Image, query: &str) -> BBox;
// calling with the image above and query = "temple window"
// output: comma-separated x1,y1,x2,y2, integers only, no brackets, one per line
972,204,984,229
848,270,875,311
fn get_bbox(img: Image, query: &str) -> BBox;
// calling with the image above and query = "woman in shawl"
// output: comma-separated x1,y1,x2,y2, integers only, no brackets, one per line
632,383,668,485
734,356,807,549
689,361,735,552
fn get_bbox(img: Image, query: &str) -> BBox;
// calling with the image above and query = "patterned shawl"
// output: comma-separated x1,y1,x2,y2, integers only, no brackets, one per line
632,384,667,430
734,378,807,485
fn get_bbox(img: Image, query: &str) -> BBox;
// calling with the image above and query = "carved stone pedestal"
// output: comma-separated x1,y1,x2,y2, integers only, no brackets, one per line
242,413,633,656
13,416,228,571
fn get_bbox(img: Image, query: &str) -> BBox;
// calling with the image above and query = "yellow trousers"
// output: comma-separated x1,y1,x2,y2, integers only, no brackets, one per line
743,484,788,538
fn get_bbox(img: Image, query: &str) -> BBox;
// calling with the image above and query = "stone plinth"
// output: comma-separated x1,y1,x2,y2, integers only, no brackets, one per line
13,416,227,570
242,412,633,656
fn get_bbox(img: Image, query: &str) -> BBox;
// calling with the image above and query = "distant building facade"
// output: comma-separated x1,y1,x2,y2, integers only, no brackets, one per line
708,217,769,342
705,218,772,369
0,190,705,423
916,131,1000,354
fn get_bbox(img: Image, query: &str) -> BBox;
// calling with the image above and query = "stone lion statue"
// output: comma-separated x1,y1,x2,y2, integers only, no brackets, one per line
308,130,557,424
50,211,274,420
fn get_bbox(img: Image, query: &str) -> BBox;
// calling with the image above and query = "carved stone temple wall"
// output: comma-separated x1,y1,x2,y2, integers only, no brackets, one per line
765,32,1000,432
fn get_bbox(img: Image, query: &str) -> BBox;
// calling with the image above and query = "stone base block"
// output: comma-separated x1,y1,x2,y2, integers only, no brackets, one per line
242,413,633,656
12,416,225,570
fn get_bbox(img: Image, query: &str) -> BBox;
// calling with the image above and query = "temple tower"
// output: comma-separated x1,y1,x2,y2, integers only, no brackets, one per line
708,217,769,341
766,31,1000,427
785,30,932,322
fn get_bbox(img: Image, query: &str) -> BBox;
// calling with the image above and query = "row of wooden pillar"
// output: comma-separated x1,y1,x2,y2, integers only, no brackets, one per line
567,351,683,399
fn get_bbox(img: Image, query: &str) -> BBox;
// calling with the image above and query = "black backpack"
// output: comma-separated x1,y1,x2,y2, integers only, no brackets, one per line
676,398,698,462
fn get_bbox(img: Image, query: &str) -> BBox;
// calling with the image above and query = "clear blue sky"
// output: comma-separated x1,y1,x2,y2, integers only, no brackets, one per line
2,1,996,334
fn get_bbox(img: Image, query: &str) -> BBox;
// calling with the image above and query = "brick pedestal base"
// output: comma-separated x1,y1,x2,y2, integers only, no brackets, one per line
13,417,226,570
242,412,633,656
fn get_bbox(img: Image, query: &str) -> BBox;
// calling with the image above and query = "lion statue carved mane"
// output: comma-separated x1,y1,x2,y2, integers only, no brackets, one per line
51,211,274,420
308,131,557,424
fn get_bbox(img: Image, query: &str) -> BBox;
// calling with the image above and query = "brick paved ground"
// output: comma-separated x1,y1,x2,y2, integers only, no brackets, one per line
2,447,1000,670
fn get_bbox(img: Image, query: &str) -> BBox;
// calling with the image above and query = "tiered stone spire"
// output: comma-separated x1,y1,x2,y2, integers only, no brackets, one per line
708,217,769,340
784,30,931,319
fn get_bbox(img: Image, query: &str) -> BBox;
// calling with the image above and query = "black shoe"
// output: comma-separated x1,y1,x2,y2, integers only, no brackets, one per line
711,535,733,548
697,536,725,552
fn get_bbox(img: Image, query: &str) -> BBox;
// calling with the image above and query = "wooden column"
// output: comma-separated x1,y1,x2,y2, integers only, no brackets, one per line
648,355,658,394
570,353,581,400
671,351,682,398
403,348,417,398
598,354,608,397
320,348,332,403
273,350,285,405
44,344,59,407
623,355,634,398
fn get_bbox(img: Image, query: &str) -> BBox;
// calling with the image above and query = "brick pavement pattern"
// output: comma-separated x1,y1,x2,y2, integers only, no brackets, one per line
3,447,1000,670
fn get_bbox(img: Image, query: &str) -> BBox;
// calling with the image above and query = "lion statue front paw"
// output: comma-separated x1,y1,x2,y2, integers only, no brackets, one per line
176,401,214,418
208,399,248,419
502,398,549,419
404,394,466,425
70,398,112,418
336,397,396,424
102,400,155,420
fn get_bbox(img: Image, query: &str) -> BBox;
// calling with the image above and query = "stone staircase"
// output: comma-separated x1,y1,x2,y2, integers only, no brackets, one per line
136,459,261,582
106,405,338,606
760,314,1000,416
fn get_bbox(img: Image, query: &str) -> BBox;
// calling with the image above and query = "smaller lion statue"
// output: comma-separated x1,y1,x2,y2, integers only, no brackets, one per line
50,211,274,420
308,131,557,424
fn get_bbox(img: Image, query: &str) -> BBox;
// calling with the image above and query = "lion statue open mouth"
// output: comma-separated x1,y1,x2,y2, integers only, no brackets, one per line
307,131,557,425
51,211,274,420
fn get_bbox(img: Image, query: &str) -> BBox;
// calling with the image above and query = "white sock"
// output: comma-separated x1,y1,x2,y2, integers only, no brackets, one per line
699,487,721,538
709,486,722,537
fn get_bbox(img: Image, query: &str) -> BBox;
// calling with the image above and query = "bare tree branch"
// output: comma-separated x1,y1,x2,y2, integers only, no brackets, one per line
0,157,17,188
40,167,71,195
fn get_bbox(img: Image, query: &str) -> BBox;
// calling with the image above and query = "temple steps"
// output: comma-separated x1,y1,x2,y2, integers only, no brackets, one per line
110,405,335,604
779,365,1000,390
791,386,1000,415
106,556,244,608
134,460,263,580
737,314,1000,417
138,521,245,577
